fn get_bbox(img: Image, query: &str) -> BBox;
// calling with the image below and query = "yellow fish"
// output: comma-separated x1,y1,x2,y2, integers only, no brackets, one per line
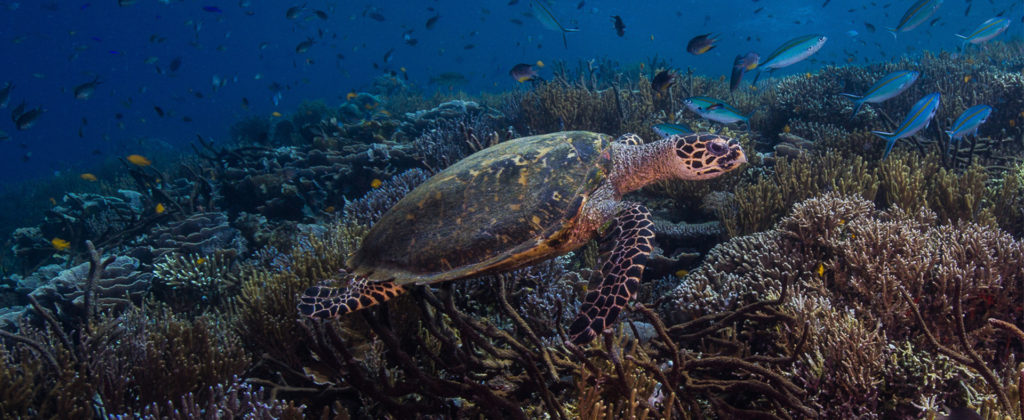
126,154,151,166
783,125,791,133
155,203,165,214
51,238,71,251
963,75,972,83
80,173,98,182
271,111,282,117
535,60,544,68
324,206,336,213
195,257,206,265
370,178,383,189
346,91,358,100
674,269,689,278
816,263,825,277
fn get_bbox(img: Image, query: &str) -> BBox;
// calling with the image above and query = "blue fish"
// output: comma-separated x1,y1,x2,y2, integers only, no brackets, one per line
653,123,693,138
841,70,920,117
872,92,941,159
887,0,943,39
758,34,828,71
683,96,750,128
956,17,1011,46
946,105,992,142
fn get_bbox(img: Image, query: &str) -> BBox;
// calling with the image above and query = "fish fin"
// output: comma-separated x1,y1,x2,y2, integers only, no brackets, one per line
954,34,967,39
850,100,865,118
838,93,861,99
751,71,762,86
871,131,897,159
945,130,955,139
886,28,898,40
561,31,568,49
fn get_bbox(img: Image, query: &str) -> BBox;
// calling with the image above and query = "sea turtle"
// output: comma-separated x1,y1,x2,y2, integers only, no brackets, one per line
298,130,746,344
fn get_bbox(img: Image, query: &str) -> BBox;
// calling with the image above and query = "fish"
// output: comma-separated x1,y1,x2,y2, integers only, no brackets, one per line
14,107,43,130
684,96,750,127
531,0,580,49
169,56,182,71
153,106,165,117
426,14,440,29
0,82,11,108
611,15,625,37
0,129,9,141
946,104,992,141
286,4,304,19
11,101,26,122
686,33,718,55
429,72,469,86
871,92,941,159
80,173,98,182
127,154,152,166
651,70,676,95
73,77,101,99
840,70,920,117
757,34,827,71
295,37,314,53
955,17,1011,45
314,10,328,20
730,52,759,91
156,203,166,214
653,123,693,138
864,22,876,33
202,6,222,12
509,63,539,82
51,238,71,251
887,0,943,39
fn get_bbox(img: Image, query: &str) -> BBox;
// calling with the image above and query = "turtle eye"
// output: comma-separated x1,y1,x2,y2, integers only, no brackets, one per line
707,140,728,157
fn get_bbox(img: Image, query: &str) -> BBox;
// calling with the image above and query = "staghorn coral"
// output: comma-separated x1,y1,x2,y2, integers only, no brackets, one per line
152,252,241,314
668,193,1024,418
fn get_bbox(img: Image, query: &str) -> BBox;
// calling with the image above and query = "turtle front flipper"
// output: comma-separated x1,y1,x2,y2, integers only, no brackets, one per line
298,278,407,318
569,203,654,344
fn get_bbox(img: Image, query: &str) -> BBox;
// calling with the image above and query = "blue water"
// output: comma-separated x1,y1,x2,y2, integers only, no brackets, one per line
0,0,1020,184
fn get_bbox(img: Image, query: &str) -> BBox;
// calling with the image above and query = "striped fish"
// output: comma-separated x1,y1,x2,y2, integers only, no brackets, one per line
683,96,750,127
758,34,828,71
887,0,943,39
840,70,920,117
956,17,1011,46
653,123,693,138
871,92,941,159
946,105,992,141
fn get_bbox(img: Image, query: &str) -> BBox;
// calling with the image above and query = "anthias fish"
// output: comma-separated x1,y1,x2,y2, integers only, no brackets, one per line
956,17,1011,45
888,0,943,38
872,92,941,159
841,70,920,117
946,104,992,141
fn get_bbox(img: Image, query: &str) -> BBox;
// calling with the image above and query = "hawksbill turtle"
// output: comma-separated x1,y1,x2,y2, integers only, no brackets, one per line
298,130,746,344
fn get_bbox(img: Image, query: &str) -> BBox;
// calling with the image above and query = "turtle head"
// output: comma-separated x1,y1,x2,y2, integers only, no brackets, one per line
670,133,746,180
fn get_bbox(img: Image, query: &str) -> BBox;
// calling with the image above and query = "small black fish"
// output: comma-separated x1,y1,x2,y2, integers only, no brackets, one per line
285,4,304,19
74,77,101,100
369,12,386,21
686,33,718,55
426,14,439,29
169,56,182,71
0,81,13,108
154,106,165,117
15,107,43,130
463,44,475,50
822,0,830,7
864,22,876,32
754,7,764,13
651,70,676,94
964,3,970,16
314,10,328,20
929,17,940,26
612,16,625,37
295,37,314,53
577,1,584,9
508,0,518,5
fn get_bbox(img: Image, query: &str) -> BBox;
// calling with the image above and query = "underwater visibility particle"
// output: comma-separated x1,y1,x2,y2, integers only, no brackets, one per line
299,131,746,345
841,70,920,117
872,92,941,159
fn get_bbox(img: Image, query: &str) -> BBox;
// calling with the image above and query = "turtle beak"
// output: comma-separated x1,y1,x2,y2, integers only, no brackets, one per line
722,141,747,169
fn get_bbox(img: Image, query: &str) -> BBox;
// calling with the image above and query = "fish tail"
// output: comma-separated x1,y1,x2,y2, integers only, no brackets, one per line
886,28,898,40
850,100,865,118
871,131,897,159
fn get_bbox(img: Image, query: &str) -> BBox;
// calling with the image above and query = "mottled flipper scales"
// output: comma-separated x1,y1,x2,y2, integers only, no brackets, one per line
568,203,654,344
298,277,407,318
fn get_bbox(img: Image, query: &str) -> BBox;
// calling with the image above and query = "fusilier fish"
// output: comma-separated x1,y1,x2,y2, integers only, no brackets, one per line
684,96,750,127
946,104,991,141
758,34,827,71
871,92,941,159
887,0,943,39
73,77,101,100
841,70,919,117
0,82,12,108
653,123,693,138
956,17,1011,45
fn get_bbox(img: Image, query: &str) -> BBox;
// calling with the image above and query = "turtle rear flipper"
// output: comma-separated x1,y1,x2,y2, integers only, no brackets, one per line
568,203,654,344
298,278,407,319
